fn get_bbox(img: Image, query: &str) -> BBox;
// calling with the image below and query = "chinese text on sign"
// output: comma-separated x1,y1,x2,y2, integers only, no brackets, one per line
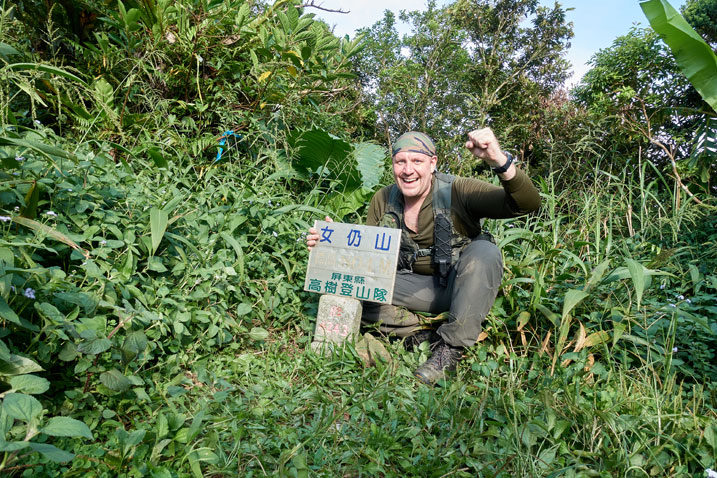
304,221,400,304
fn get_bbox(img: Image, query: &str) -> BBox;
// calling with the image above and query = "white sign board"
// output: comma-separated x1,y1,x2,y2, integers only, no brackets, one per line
304,221,401,304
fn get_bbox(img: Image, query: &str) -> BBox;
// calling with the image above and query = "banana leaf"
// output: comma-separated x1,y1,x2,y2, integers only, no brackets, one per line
640,0,717,112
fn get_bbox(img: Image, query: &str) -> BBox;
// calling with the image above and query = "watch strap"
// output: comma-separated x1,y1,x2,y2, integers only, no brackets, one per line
492,151,514,174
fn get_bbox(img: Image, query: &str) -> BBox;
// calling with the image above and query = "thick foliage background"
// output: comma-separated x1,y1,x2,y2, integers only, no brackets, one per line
0,0,716,477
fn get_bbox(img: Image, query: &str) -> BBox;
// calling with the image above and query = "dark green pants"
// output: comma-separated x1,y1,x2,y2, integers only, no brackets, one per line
361,239,503,347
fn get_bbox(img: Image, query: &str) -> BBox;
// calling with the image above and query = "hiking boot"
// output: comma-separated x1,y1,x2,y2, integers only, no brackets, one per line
413,338,463,385
403,329,440,349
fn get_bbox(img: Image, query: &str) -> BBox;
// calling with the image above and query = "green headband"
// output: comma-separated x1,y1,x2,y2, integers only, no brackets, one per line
392,131,436,157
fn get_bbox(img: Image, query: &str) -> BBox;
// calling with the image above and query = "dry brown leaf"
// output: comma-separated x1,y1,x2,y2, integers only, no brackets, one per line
221,35,241,45
584,331,610,348
540,330,552,356
574,322,587,353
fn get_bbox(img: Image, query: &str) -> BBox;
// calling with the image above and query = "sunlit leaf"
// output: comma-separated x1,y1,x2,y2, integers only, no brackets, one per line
0,354,44,375
8,374,50,395
42,416,93,439
561,289,589,321
626,259,646,309
249,327,269,341
3,393,42,421
352,142,386,190
641,0,717,111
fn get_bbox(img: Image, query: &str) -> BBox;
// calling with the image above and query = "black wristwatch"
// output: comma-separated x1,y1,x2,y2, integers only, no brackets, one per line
492,151,514,174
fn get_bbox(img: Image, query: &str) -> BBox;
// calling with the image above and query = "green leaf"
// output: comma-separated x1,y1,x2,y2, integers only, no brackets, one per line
11,216,89,259
0,297,22,326
249,327,269,341
55,292,98,315
0,340,9,361
28,442,75,462
93,78,115,108
100,369,131,392
41,416,93,439
124,428,146,447
612,310,627,346
688,117,716,183
352,142,386,190
150,208,169,255
22,180,40,219
0,354,44,375
561,289,589,321
7,63,87,86
0,136,76,161
121,330,148,363
35,302,65,323
8,374,50,394
148,257,168,272
0,247,13,299
77,335,112,355
705,423,717,451
641,0,717,112
219,232,245,269
58,342,78,362
0,42,20,58
0,441,30,452
535,304,559,328
147,147,168,168
625,259,646,309
3,393,43,421
236,303,252,316
584,260,611,292
288,129,360,190
157,413,169,438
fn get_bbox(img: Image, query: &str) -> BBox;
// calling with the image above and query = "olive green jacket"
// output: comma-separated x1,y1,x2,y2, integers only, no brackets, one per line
366,169,541,275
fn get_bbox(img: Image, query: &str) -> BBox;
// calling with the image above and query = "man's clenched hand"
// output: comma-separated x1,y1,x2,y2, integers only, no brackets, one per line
465,127,507,168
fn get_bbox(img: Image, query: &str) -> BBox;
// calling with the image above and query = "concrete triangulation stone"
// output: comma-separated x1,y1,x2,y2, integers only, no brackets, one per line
310,295,362,355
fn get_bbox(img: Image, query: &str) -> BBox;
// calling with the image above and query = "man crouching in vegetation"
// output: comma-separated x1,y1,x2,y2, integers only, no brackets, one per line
306,129,541,385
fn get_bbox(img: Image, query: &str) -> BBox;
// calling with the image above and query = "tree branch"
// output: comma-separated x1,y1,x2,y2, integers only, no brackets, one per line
301,1,349,13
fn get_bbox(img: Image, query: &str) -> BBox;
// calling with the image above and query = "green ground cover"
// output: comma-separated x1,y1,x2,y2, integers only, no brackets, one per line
1,0,716,476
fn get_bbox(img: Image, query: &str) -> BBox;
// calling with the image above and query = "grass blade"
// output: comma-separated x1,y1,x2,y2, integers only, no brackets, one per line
11,216,89,259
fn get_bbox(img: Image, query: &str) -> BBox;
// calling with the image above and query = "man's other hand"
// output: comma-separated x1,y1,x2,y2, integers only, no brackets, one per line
306,216,333,250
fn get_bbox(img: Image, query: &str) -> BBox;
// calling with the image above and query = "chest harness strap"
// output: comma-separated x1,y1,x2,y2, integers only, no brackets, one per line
379,173,472,285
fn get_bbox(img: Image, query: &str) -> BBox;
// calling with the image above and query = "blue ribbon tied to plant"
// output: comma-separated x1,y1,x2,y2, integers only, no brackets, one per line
215,130,243,162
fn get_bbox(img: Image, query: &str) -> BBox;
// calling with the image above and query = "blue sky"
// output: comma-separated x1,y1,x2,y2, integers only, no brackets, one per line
312,0,688,85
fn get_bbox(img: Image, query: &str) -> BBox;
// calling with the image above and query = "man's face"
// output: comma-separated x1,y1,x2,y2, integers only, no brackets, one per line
392,151,437,202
